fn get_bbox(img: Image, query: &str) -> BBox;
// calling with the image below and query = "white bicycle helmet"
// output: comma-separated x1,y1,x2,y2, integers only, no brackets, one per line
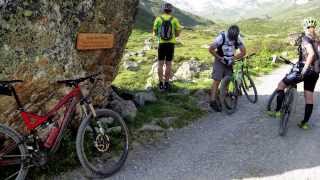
303,17,317,29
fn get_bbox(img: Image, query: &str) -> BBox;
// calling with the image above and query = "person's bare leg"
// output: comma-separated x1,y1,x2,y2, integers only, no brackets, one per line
164,61,172,82
163,61,172,90
210,80,221,101
209,80,222,112
277,81,287,91
158,60,164,83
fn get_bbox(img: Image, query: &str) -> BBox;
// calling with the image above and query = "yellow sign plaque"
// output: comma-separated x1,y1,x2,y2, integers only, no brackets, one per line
76,33,114,50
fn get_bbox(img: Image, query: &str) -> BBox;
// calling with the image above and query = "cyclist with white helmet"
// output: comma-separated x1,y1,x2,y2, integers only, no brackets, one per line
269,17,319,130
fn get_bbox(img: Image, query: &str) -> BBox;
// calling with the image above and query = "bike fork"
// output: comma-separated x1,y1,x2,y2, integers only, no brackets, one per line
81,102,104,135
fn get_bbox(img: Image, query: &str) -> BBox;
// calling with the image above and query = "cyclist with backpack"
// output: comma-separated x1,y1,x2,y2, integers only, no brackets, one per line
153,3,181,91
208,25,246,112
269,17,319,130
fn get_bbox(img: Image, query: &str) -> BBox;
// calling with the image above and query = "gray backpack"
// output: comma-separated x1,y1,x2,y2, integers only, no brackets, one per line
297,33,320,72
159,16,174,41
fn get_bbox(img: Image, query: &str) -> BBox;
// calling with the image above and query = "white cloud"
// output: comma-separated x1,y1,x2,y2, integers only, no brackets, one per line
167,0,308,10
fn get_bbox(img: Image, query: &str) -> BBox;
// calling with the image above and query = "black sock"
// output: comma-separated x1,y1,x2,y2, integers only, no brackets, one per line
302,104,313,124
276,90,285,111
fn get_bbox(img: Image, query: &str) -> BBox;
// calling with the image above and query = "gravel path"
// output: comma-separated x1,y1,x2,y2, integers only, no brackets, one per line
55,65,320,180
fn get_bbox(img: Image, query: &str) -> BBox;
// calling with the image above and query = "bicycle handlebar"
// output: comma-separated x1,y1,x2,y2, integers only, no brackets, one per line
278,56,295,65
0,80,24,85
237,53,256,62
57,73,101,87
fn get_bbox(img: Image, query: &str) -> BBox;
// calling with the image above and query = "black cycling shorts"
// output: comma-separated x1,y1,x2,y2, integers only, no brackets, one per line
158,43,175,61
282,69,319,92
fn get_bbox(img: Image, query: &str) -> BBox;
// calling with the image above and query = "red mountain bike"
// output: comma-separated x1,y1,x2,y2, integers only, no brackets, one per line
0,73,129,179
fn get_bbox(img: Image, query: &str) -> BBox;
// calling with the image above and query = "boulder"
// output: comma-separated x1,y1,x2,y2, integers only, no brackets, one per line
108,90,137,121
173,60,202,81
138,124,164,132
123,60,139,71
0,0,139,132
134,91,157,106
160,117,178,127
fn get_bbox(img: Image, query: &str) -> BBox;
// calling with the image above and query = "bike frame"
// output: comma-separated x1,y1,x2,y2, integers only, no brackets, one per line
229,60,245,93
12,85,83,153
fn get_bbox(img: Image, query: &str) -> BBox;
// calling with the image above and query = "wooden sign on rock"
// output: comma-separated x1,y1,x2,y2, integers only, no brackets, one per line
76,33,114,50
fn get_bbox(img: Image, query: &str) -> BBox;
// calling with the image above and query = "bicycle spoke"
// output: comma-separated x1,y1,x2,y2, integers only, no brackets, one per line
77,109,129,177
4,170,20,180
0,141,18,156
4,165,33,180
0,159,22,166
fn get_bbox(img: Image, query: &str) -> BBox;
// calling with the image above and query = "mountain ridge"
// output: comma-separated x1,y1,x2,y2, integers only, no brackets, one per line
135,0,214,30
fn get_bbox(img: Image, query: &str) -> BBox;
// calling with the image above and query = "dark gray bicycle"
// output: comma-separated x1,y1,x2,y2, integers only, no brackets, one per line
267,56,299,136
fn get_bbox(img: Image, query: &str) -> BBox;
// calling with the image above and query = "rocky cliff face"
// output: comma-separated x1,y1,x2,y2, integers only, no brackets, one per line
0,0,139,132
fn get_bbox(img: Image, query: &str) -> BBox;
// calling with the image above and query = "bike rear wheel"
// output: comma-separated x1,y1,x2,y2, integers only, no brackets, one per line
241,73,258,103
220,76,238,114
0,124,29,180
76,109,129,178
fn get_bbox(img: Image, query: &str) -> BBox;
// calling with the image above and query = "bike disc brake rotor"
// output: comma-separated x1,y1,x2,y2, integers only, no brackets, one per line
94,134,110,152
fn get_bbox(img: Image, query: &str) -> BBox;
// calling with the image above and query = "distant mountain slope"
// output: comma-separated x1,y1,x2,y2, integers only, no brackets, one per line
134,0,214,30
237,0,320,36
165,0,318,22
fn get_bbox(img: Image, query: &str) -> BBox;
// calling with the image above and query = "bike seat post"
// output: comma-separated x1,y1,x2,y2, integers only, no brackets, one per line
10,86,23,110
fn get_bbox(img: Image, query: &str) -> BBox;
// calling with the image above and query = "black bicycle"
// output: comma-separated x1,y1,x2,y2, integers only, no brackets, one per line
219,53,258,114
267,56,298,136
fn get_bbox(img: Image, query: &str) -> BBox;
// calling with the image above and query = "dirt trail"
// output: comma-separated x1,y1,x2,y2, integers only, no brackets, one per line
55,65,320,180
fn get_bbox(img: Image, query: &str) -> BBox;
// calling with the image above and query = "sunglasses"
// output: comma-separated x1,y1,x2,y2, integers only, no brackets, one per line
307,26,315,29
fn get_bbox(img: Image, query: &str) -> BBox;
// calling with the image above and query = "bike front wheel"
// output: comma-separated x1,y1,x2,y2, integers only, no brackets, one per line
279,88,296,136
241,74,258,103
0,124,29,180
220,76,238,114
267,90,278,112
76,109,129,178
279,110,290,136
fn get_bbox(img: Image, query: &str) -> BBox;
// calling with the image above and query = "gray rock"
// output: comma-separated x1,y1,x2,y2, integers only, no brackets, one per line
201,44,210,49
110,100,137,121
139,124,164,132
194,89,207,98
134,91,157,106
145,62,160,90
178,89,190,95
123,60,139,71
173,60,202,81
137,50,146,57
109,90,137,121
143,38,153,51
197,100,212,112
160,117,178,127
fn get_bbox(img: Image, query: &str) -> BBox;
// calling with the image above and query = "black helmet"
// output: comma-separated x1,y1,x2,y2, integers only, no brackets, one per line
161,3,173,13
227,25,240,41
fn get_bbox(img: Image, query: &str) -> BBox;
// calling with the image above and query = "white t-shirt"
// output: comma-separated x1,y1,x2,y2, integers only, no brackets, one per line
210,32,245,62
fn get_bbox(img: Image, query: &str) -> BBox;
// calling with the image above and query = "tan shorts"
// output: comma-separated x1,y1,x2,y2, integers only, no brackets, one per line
211,59,233,81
